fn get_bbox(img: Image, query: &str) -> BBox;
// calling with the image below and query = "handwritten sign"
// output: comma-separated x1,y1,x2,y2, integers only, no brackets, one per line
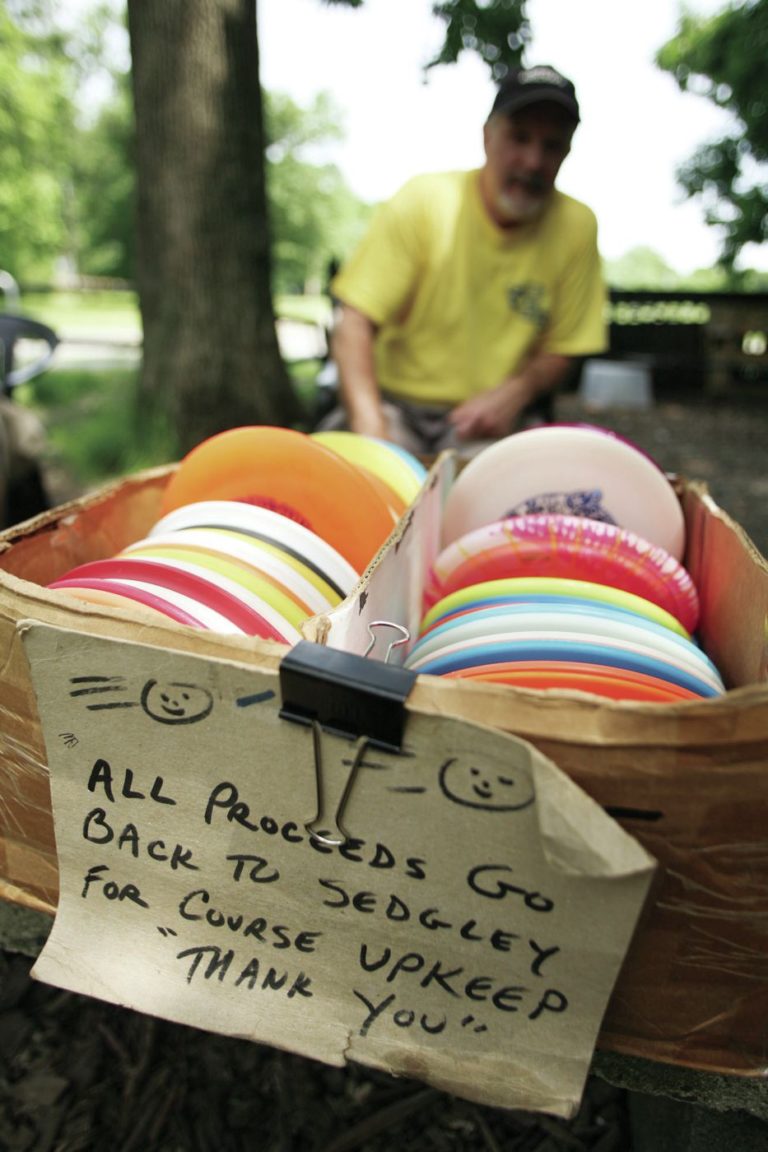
22,622,655,1117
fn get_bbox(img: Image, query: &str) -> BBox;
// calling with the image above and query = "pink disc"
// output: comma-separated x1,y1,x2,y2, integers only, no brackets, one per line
427,514,699,632
52,557,293,641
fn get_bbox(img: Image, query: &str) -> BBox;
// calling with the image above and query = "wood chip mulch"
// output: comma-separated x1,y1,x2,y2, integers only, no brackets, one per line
0,950,630,1152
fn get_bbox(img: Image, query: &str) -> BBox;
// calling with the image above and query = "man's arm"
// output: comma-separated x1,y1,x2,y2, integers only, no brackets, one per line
448,352,572,441
330,305,390,440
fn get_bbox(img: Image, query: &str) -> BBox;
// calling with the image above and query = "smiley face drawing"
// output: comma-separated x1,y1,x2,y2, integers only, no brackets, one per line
438,756,535,812
140,679,214,725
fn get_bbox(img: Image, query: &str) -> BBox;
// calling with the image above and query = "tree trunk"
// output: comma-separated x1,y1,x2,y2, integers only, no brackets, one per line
126,0,301,455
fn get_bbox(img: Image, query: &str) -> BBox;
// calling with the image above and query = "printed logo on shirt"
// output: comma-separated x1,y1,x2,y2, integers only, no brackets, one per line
506,488,617,523
507,283,549,329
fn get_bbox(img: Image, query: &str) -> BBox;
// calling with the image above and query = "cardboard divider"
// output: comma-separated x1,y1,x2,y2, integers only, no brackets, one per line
1,460,767,1078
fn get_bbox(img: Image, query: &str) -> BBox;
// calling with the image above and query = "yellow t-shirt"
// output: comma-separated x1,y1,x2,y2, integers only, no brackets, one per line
332,170,608,405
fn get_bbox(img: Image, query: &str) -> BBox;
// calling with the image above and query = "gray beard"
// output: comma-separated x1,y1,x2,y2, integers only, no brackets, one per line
494,187,548,224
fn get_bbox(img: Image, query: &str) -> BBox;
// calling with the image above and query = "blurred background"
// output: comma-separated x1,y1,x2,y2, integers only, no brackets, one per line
0,0,764,539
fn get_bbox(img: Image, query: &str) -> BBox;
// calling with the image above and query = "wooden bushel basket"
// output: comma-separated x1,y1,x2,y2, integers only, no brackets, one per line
0,462,766,1080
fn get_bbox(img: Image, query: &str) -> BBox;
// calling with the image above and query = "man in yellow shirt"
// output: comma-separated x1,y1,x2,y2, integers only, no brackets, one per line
321,65,607,455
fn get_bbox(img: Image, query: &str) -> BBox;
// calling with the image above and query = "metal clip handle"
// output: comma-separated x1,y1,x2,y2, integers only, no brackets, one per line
304,724,370,846
279,636,417,847
363,620,410,664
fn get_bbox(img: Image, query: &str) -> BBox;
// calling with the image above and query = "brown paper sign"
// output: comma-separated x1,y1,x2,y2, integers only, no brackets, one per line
21,622,655,1118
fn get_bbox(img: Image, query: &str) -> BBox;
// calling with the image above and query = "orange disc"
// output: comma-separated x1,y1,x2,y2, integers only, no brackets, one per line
159,426,397,572
445,660,702,702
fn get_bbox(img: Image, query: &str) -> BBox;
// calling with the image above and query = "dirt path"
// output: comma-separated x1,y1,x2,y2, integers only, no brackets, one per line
554,392,768,557
1,943,632,1152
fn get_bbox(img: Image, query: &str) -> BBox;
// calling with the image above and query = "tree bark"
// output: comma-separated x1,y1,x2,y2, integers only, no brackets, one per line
127,0,301,455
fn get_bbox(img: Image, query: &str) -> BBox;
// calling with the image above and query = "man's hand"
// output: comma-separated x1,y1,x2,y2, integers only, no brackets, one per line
449,353,572,441
449,377,533,440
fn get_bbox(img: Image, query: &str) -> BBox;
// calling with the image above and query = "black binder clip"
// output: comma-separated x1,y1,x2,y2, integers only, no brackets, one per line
279,628,416,846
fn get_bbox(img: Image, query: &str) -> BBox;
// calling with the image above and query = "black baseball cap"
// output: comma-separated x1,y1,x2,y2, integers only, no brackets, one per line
490,65,580,123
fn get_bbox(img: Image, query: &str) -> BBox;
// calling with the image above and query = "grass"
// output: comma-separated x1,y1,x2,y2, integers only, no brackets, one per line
21,290,141,336
8,290,329,494
20,289,330,335
18,357,325,496
17,366,172,490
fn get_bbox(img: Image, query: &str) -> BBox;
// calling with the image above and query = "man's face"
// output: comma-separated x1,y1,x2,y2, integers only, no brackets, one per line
481,103,575,226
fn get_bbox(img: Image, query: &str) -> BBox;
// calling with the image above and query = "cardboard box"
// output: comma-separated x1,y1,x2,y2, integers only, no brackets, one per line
0,460,767,1082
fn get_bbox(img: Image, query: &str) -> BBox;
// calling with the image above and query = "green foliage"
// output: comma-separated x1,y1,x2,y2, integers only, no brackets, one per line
656,1,768,268
14,288,330,491
604,247,682,291
318,0,531,77
265,90,372,294
0,0,134,282
2,0,372,295
72,72,135,279
0,1,76,279
603,245,768,292
22,350,323,489
0,0,533,292
22,365,173,485
265,89,344,158
22,287,140,332
430,0,529,78
71,77,374,294
728,266,768,292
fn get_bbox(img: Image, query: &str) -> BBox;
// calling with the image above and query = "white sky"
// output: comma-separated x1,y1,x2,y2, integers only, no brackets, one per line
258,0,766,274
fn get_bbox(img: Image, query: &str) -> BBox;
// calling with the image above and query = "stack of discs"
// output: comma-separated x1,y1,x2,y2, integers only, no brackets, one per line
311,430,428,509
48,426,426,642
406,425,725,702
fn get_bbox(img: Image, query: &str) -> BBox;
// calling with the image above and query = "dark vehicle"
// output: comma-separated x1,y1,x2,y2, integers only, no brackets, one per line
0,296,59,528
